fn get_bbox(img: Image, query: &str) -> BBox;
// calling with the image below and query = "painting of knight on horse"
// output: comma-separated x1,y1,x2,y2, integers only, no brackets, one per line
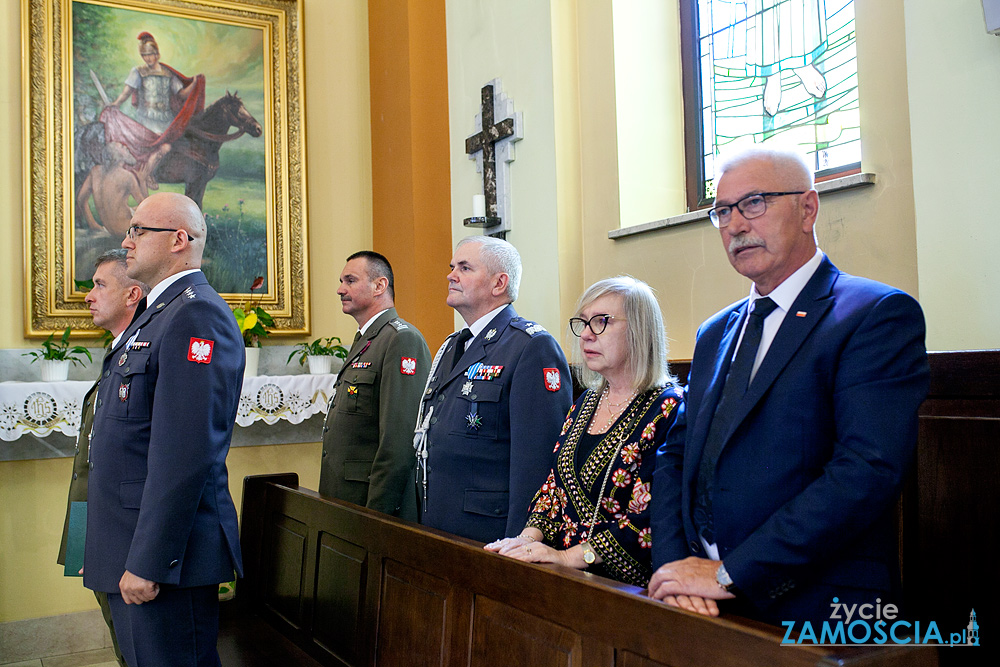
72,3,268,294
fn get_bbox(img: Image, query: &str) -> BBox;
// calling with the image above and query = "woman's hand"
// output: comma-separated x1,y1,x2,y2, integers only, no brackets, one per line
485,537,570,566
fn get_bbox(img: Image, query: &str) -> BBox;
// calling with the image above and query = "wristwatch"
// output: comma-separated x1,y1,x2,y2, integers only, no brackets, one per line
716,562,737,593
581,542,597,565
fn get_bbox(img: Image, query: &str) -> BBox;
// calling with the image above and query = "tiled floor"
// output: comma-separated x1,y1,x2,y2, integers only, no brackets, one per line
0,647,119,667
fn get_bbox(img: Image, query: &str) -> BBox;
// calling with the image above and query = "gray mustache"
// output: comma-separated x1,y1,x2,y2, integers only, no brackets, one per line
728,235,766,254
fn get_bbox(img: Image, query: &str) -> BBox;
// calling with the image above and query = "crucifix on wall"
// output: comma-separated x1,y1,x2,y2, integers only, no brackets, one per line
464,78,522,238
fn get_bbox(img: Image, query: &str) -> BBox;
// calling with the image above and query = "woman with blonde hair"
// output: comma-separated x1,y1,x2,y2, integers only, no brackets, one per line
486,276,681,586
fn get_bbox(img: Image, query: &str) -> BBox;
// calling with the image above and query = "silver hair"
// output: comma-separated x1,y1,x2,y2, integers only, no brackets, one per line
570,275,676,393
715,145,815,191
457,235,522,302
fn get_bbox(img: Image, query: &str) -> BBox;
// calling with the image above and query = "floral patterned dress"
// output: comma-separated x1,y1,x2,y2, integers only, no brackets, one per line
525,385,682,586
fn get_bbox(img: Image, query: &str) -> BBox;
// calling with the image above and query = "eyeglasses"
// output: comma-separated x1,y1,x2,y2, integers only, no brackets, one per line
569,314,623,337
708,191,805,229
127,224,181,240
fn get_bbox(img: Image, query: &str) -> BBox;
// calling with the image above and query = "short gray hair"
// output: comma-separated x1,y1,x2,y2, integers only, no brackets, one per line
571,276,675,393
457,235,522,302
716,146,814,191
95,248,150,295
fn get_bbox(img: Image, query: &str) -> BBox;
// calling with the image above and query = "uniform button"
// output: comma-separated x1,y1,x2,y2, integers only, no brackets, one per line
322,450,327,456
438,395,445,402
96,399,102,408
74,446,79,453
430,417,437,425
493,509,502,515
322,427,328,433
689,540,701,553
72,472,78,480
89,462,94,470
124,367,130,374
169,560,179,568
104,370,110,378
471,394,477,401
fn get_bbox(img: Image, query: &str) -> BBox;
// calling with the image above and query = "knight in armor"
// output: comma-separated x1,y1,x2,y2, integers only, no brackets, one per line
109,32,197,190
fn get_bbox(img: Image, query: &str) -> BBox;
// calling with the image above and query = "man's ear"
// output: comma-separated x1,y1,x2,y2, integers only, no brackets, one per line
171,229,191,253
373,276,389,297
125,285,144,308
491,273,509,298
800,189,820,234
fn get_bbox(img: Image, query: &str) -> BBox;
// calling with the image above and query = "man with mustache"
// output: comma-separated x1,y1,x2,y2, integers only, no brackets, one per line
648,147,929,627
319,251,430,519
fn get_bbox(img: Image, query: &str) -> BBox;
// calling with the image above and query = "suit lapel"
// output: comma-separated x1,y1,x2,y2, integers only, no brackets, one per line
341,309,396,371
723,258,840,441
686,304,746,474
440,305,515,386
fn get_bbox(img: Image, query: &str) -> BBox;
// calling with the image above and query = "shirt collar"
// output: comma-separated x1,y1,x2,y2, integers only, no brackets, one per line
749,249,824,313
358,308,390,336
467,304,509,340
146,269,202,306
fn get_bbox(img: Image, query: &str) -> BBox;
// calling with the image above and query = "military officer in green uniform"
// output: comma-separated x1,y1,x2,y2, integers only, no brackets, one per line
57,249,148,667
319,251,431,519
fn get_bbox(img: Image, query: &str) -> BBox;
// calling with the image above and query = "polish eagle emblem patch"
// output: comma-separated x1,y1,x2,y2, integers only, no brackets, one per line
187,338,214,364
544,368,561,392
401,357,417,375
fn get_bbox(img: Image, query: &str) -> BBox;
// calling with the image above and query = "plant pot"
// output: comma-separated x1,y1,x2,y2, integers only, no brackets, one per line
306,355,333,375
40,359,72,382
244,347,260,378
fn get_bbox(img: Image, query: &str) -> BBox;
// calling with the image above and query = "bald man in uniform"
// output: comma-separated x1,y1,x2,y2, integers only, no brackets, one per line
84,192,244,667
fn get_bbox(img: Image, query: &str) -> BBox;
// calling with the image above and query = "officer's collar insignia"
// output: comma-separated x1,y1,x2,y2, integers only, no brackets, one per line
184,286,197,299
484,328,497,340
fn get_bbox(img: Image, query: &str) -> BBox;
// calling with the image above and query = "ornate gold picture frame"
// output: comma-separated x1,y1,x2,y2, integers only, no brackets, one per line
23,0,308,337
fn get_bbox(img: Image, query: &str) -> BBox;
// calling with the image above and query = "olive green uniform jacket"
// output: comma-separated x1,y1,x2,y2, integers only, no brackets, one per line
319,308,430,520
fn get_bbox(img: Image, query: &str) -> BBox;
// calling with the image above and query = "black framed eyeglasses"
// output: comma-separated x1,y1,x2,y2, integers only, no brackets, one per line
127,224,181,240
569,314,622,337
708,191,805,229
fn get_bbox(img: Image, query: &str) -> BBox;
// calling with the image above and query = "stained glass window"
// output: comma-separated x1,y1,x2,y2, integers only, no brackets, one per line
686,0,859,203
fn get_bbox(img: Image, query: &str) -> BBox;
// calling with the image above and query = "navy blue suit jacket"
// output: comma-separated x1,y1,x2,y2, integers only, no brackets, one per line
84,272,244,593
651,257,929,625
420,305,572,543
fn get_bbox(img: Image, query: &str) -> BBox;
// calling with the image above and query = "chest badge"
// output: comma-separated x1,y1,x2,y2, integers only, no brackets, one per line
461,381,474,396
347,385,358,395
119,383,129,401
118,352,128,367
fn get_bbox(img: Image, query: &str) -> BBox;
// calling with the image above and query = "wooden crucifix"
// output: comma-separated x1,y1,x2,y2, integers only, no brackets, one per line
464,80,521,236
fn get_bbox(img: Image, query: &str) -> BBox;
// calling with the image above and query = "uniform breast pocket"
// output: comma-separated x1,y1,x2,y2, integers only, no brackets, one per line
449,382,503,440
335,369,378,416
109,351,152,419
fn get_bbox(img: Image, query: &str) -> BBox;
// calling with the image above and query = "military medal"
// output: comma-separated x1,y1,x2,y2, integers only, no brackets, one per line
119,383,129,401
118,352,128,366
466,412,482,430
347,385,358,395
462,381,474,396
466,363,503,381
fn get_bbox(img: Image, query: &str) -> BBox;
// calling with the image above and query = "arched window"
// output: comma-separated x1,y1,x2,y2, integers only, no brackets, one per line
681,0,860,208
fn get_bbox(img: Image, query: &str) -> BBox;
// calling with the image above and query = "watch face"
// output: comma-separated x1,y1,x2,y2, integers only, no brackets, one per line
583,546,596,564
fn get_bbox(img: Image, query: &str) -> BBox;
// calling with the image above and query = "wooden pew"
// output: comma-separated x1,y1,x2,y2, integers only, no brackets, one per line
237,473,935,667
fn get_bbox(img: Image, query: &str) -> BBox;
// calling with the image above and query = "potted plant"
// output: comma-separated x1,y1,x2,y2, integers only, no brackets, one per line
287,336,349,375
22,327,93,381
232,276,274,377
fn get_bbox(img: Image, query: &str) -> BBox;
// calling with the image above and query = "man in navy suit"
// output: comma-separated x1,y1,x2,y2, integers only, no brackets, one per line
84,192,244,666
648,148,929,626
415,236,572,543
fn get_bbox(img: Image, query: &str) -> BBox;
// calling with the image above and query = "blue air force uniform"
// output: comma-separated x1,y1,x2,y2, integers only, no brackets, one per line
417,305,572,543
83,272,244,666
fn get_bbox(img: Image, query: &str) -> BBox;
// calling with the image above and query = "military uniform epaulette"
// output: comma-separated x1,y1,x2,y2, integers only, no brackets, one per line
389,319,409,331
509,318,547,336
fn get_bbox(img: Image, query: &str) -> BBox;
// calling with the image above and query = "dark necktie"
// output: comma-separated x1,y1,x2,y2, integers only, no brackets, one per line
694,296,778,544
450,329,473,371
352,331,362,345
